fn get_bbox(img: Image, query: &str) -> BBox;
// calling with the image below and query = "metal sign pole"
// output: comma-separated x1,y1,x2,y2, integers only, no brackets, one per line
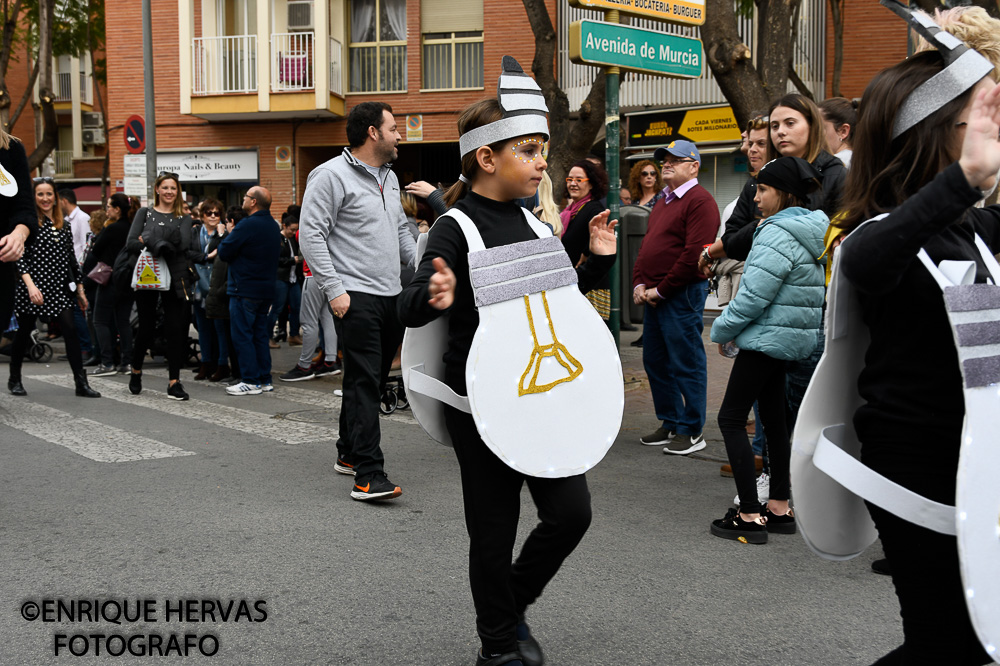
142,0,156,203
605,10,621,348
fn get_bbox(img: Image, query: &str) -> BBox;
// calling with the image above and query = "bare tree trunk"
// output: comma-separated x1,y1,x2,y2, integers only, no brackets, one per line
829,0,844,97
522,0,606,191
27,0,56,171
8,53,38,129
755,0,800,100
0,0,24,129
703,0,769,128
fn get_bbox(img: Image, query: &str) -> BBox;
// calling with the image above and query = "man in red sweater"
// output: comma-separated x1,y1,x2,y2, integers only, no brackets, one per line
632,140,720,455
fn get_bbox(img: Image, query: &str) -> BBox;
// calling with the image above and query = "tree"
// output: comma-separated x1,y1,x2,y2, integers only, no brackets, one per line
27,0,56,171
522,0,607,190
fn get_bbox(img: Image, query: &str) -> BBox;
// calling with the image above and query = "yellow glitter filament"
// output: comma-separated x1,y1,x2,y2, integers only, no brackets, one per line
518,291,583,396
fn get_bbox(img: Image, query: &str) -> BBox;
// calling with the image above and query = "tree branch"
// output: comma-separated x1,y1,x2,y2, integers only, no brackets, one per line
8,50,37,129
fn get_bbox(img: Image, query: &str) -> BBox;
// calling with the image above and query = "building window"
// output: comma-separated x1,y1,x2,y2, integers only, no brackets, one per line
420,0,483,90
349,0,406,93
422,31,483,90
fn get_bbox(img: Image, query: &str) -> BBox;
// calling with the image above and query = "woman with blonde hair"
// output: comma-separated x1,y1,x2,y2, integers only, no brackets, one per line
627,159,662,208
8,178,99,398
532,170,562,235
125,172,199,400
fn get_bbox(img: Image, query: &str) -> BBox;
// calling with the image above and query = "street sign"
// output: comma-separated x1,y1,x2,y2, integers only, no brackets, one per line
275,145,291,171
406,114,423,141
124,115,145,154
569,21,702,79
123,177,146,196
123,154,146,177
568,0,705,26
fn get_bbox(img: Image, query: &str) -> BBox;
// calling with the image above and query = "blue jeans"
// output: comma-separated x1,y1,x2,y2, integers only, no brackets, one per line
267,280,301,339
72,304,92,354
642,281,709,436
193,302,219,367
229,296,273,385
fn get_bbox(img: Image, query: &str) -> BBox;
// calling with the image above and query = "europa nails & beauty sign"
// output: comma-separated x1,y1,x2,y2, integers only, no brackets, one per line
569,20,702,78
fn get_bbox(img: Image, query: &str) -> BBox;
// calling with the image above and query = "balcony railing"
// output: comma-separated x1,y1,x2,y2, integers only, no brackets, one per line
53,71,92,104
193,35,258,95
271,32,313,92
330,37,343,96
54,150,73,177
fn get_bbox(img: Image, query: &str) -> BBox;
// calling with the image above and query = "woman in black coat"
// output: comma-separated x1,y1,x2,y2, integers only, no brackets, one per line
0,129,36,332
86,193,134,375
560,159,610,320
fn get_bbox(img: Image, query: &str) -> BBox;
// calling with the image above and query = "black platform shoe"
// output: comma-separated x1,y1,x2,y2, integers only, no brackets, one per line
74,372,101,398
8,378,26,396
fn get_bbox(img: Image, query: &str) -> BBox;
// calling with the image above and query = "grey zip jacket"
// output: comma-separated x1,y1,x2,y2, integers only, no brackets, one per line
298,148,417,302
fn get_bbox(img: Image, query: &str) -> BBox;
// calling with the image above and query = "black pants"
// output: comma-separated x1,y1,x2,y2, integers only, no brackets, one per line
132,289,189,381
333,291,402,480
10,307,84,379
94,283,133,367
445,406,592,655
717,349,790,514
863,438,990,665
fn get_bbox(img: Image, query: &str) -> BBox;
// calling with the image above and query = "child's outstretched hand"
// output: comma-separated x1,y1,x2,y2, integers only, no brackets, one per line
588,210,618,256
428,257,456,310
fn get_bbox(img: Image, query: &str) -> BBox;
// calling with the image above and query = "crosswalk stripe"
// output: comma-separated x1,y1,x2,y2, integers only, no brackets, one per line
0,392,195,463
137,367,419,426
26,374,335,445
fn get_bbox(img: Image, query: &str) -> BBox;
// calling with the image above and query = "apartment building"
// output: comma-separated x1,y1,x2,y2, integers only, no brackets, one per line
104,0,553,211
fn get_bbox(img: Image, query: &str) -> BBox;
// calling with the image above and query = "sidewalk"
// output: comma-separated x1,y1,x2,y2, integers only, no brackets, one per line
619,322,736,465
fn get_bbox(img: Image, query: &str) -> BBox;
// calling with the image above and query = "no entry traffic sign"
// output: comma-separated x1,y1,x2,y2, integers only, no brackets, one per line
125,115,145,155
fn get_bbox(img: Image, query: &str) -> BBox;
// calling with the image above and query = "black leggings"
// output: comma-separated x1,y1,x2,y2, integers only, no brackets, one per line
132,289,189,380
717,349,790,514
444,406,592,655
10,307,84,379
863,438,990,665
94,283,133,367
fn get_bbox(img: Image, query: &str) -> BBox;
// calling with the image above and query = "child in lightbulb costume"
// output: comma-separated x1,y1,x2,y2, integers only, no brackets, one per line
791,1,1000,661
398,57,623,666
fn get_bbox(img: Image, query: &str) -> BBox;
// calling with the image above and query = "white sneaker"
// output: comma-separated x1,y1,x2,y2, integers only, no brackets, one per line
735,472,771,505
226,381,262,396
261,383,274,392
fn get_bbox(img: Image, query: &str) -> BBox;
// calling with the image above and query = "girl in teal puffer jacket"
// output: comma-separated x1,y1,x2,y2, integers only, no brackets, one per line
708,156,829,544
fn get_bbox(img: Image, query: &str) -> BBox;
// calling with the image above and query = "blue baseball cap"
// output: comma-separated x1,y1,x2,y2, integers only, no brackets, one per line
654,140,700,164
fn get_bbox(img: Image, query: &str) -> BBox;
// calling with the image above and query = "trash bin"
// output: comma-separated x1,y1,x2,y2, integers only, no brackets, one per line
618,204,650,327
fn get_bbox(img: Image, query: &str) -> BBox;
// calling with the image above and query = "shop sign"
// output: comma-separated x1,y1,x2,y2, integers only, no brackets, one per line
568,0,705,26
569,20,701,78
628,105,741,147
155,150,259,183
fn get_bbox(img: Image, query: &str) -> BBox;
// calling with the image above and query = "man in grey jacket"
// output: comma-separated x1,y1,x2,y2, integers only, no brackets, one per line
299,101,416,502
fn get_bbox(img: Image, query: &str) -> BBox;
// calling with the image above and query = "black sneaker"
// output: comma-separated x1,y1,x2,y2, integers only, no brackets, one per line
129,372,142,395
639,426,675,446
663,432,706,455
116,364,131,374
763,507,796,534
90,364,117,377
280,365,315,382
516,618,544,666
167,382,190,401
710,507,768,544
312,360,342,377
476,651,524,666
871,558,891,576
350,472,402,501
334,457,356,476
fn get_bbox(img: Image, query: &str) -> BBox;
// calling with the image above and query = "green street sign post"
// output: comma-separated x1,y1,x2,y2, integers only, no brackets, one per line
569,13,705,347
569,21,703,78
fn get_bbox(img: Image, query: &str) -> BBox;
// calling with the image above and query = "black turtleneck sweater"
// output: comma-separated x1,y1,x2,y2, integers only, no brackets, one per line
398,191,615,394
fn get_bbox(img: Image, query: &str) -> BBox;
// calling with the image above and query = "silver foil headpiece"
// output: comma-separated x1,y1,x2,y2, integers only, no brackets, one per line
880,0,994,139
458,56,549,158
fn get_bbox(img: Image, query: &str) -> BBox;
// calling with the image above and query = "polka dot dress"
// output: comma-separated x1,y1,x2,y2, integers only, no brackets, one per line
14,217,78,317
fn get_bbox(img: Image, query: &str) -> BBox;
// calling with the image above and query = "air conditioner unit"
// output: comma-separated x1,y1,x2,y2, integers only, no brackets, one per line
288,0,313,31
82,127,105,145
82,111,103,128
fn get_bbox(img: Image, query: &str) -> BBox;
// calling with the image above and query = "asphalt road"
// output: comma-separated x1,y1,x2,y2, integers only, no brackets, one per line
0,341,901,665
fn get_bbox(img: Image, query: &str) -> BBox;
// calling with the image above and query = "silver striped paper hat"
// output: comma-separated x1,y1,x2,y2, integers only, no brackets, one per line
458,56,549,158
880,0,994,139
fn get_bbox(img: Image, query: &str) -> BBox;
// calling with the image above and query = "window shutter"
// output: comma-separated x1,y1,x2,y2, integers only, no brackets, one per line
421,0,483,32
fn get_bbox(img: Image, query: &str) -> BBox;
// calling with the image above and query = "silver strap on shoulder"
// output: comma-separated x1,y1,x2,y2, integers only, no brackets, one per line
406,364,471,413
